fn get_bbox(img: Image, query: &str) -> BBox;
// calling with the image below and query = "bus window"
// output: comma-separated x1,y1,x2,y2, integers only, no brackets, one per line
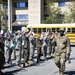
43,28,46,32
47,28,51,32
38,28,41,33
67,28,70,33
52,28,55,32
72,28,75,33
33,28,37,33
57,28,60,32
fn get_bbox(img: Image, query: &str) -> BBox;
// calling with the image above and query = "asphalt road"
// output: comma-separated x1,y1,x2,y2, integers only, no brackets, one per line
2,45,75,75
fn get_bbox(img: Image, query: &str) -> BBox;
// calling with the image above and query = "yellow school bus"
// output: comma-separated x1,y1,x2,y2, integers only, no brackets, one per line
27,24,75,43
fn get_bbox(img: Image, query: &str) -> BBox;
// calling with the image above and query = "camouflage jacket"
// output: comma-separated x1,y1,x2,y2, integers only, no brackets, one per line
24,35,30,49
52,35,71,55
36,37,42,48
0,38,4,54
48,35,52,46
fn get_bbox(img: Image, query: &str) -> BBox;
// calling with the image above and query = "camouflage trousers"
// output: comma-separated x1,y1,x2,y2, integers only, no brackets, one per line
37,47,41,62
48,45,52,55
23,48,30,63
54,53,66,72
0,51,5,69
15,49,21,65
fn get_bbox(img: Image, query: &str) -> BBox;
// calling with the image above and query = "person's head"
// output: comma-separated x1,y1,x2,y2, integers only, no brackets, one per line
59,28,65,36
17,30,21,35
37,33,41,37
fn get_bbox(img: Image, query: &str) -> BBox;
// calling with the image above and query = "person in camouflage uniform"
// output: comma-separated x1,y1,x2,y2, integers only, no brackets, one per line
23,31,30,67
52,28,71,75
48,32,52,56
15,30,22,68
36,33,42,63
0,33,5,75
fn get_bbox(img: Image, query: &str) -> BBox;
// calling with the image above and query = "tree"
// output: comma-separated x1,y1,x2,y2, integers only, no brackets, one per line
0,0,4,30
42,0,64,24
3,24,8,32
0,0,8,31
0,0,3,3
66,1,75,23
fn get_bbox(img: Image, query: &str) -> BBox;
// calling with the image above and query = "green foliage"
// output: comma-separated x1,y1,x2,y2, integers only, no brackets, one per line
42,0,64,24
3,24,8,32
65,2,75,23
0,0,3,4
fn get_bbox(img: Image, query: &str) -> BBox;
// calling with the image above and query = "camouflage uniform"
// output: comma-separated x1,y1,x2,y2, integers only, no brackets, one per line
52,28,71,75
0,35,5,74
36,34,42,63
48,33,52,56
23,32,30,67
15,30,22,67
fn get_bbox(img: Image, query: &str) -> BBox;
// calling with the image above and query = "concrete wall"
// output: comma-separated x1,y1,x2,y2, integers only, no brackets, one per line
28,0,41,24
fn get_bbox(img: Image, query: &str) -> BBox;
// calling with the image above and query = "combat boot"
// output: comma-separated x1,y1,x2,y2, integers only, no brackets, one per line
59,68,64,75
60,71,64,75
51,54,55,57
48,53,51,57
25,62,30,66
15,65,21,69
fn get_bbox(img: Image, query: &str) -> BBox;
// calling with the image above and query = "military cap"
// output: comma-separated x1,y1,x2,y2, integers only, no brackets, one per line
16,30,21,33
55,32,58,34
59,28,65,31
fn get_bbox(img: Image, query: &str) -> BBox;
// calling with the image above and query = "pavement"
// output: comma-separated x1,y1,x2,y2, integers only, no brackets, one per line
2,45,75,75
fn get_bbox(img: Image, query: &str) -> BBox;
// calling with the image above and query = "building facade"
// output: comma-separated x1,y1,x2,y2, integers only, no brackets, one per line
2,0,75,31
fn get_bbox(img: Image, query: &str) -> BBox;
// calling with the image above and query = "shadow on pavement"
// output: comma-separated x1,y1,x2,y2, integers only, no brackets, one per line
64,71,75,75
71,45,75,47
29,56,54,67
4,72,14,75
4,68,26,75
70,57,75,60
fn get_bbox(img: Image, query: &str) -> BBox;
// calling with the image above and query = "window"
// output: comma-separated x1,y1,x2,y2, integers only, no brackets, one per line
58,2,65,7
26,2,28,7
43,28,46,32
14,2,28,8
72,28,75,33
19,15,25,19
33,28,37,33
3,3,8,9
47,28,51,32
38,28,41,33
16,14,28,20
57,28,60,32
67,28,70,33
52,28,55,32
16,3,19,7
20,2,25,7
3,15,8,20
25,15,28,19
